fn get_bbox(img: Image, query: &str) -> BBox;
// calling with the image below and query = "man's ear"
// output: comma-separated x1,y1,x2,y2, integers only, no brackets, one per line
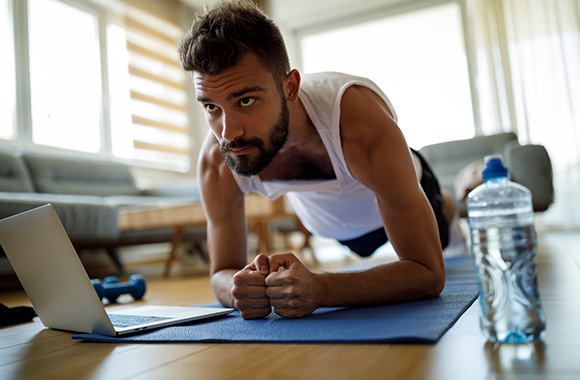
285,69,301,102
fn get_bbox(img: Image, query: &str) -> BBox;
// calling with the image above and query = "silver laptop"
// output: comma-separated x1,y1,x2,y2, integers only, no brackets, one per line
0,204,233,336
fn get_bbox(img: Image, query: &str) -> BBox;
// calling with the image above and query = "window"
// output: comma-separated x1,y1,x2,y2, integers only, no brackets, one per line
0,0,192,172
0,0,15,141
28,0,102,153
300,2,475,149
108,1,191,171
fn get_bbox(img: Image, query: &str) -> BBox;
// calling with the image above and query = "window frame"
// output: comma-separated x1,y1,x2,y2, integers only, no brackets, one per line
291,0,483,139
2,0,194,172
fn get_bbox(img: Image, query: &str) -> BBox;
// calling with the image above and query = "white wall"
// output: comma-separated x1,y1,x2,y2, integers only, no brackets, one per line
268,0,447,70
270,0,408,28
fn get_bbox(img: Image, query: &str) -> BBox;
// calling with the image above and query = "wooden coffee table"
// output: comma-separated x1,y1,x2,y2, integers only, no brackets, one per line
117,195,310,277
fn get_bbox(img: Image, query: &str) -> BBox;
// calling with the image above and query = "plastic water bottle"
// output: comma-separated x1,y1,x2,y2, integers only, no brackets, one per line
467,156,545,343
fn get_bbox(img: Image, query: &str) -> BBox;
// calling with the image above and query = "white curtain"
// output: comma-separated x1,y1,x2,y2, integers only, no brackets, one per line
470,0,580,173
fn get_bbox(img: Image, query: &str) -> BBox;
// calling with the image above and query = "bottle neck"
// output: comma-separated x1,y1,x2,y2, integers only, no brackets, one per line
485,176,508,186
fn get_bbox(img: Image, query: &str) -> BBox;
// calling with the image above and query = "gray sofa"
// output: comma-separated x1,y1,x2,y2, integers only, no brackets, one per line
0,148,202,273
419,132,554,216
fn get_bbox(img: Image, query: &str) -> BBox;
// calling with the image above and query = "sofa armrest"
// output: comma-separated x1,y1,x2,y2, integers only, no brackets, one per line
140,178,200,200
0,149,35,192
0,193,119,240
22,153,139,196
505,143,554,211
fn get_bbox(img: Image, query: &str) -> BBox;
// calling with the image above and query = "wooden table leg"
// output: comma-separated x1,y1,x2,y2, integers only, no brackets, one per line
296,216,316,263
255,220,269,254
164,226,185,278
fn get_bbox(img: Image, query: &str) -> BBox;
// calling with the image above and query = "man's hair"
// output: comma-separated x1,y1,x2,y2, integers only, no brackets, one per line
179,0,290,83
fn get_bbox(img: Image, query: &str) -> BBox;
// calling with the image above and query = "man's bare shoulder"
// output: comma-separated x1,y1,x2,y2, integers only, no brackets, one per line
199,133,221,169
340,85,397,138
198,133,243,203
339,85,404,154
338,85,413,187
199,133,232,181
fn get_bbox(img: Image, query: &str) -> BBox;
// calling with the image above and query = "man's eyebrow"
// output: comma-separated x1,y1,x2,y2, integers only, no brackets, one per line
196,96,212,103
196,86,266,103
228,86,266,101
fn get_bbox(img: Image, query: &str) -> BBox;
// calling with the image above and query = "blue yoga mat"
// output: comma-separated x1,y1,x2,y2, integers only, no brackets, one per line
72,257,478,344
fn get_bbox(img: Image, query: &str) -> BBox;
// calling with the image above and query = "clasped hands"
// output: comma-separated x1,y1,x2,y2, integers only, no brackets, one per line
232,253,319,319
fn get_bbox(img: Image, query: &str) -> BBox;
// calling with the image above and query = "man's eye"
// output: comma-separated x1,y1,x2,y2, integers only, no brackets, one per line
205,104,219,112
240,97,255,107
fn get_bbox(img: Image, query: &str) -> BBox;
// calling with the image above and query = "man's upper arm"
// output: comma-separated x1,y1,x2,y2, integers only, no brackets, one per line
198,134,248,275
339,86,444,270
340,86,418,205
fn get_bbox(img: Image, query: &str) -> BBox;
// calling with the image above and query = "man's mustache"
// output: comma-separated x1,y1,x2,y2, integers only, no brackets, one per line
220,137,264,152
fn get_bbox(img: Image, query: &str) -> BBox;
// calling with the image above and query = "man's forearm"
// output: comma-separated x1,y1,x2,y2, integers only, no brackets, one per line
315,260,445,308
210,269,238,308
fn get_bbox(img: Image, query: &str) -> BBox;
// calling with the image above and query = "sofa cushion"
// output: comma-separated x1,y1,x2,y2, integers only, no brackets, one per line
419,132,518,194
0,150,35,193
23,154,139,196
420,133,554,215
505,143,554,211
0,193,119,240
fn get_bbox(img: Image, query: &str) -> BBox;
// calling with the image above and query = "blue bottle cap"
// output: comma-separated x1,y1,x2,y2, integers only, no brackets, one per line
482,156,508,181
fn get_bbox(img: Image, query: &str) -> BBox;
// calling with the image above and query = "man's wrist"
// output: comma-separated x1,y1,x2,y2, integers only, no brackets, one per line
313,272,332,308
211,270,237,308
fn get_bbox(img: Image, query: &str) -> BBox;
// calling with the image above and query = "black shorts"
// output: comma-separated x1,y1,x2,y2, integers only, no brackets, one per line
338,149,449,257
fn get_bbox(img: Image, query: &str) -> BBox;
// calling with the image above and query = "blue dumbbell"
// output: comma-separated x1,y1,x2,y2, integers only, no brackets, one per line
91,274,146,303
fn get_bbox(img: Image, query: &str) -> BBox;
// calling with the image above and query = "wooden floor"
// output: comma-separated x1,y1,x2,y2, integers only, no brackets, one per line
1,230,580,380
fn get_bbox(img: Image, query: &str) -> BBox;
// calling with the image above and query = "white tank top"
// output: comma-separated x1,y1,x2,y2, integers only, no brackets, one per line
232,72,420,241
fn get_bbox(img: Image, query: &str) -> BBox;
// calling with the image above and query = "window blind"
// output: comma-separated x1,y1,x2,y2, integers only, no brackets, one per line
117,0,191,171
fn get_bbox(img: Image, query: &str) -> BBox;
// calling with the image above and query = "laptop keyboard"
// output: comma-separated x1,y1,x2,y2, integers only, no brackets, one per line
109,314,172,328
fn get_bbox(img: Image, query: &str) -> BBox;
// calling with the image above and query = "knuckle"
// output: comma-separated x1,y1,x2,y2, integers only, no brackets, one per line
285,285,301,298
232,272,243,285
234,298,245,310
287,299,302,309
240,307,269,320
240,310,253,319
275,308,299,319
231,286,242,298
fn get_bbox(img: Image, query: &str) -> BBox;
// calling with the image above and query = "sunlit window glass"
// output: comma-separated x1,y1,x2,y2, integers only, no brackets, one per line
108,23,133,159
107,9,191,172
301,3,474,149
28,0,102,153
0,0,15,141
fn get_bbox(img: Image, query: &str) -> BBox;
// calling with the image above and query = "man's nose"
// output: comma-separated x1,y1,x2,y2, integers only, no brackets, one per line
220,113,244,142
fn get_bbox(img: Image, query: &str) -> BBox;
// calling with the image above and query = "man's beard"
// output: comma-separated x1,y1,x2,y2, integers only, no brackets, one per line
219,99,289,177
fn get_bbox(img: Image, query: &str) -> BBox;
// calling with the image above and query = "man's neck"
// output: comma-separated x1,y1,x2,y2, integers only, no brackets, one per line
279,98,318,151
259,99,336,181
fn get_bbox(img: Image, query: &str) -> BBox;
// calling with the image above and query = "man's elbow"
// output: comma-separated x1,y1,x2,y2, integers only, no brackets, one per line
426,265,446,298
